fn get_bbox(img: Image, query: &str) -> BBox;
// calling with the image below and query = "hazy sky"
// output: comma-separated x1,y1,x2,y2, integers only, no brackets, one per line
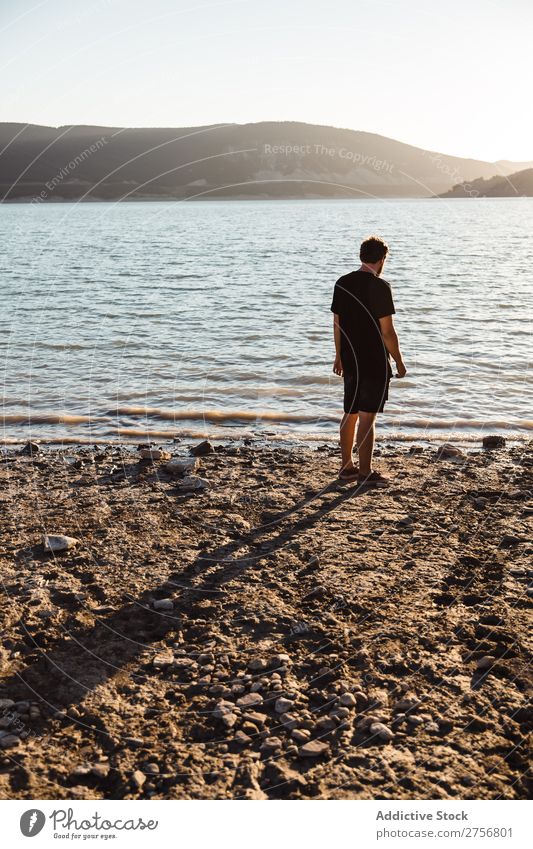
2,0,531,162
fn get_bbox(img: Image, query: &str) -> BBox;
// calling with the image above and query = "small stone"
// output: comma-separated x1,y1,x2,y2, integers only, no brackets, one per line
274,697,294,714
0,699,15,710
19,441,40,456
271,653,291,666
243,711,267,727
291,728,311,743
248,658,268,672
222,713,238,729
436,444,464,460
91,763,110,779
233,730,252,746
153,598,174,612
143,762,159,775
260,736,282,753
0,734,20,748
139,448,170,461
177,475,208,493
131,770,146,789
339,692,357,708
236,692,264,709
476,655,496,671
213,700,235,719
152,652,174,669
299,740,329,758
482,435,506,449
500,535,522,548
393,697,421,713
43,534,79,552
370,722,394,741
190,440,214,457
165,458,198,477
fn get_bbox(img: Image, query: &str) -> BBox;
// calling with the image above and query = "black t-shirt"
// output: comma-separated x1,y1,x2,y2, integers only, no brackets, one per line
331,270,395,379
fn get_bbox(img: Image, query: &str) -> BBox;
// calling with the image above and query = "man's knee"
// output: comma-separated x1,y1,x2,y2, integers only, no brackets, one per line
358,411,376,428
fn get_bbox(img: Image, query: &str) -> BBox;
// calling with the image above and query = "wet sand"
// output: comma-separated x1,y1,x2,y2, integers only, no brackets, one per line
0,439,531,800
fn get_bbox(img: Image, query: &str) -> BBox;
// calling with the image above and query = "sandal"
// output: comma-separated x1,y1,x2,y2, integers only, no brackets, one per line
339,465,359,482
357,470,389,487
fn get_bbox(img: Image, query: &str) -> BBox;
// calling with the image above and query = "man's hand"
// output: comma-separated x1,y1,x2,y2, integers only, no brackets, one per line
333,355,343,376
395,360,407,378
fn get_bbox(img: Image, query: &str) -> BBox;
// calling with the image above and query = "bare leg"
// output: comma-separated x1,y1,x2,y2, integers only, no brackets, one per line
356,411,376,476
340,412,358,471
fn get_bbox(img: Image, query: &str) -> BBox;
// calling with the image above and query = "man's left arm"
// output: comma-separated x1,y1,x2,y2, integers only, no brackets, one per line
333,313,343,375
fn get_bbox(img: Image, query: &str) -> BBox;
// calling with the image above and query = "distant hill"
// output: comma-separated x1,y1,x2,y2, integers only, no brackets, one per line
1,121,531,201
440,168,533,197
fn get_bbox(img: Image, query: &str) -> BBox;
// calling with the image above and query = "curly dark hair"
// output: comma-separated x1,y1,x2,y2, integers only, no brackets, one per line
360,236,389,263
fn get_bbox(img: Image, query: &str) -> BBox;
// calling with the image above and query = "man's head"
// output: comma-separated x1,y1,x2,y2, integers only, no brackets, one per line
359,236,389,276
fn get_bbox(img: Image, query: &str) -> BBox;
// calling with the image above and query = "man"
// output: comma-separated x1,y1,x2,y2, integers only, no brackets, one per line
331,235,406,486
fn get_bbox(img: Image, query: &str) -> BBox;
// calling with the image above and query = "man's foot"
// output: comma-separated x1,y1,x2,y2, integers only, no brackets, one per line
339,463,359,481
357,470,389,487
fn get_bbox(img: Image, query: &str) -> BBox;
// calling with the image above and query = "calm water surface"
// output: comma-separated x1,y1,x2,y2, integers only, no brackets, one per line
1,198,532,444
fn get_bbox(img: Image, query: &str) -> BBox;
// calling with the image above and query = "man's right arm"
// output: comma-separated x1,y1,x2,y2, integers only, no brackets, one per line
379,315,406,377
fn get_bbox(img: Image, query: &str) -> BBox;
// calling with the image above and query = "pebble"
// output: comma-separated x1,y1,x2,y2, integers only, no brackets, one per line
222,713,238,729
143,763,160,775
299,740,329,758
214,700,235,719
234,730,252,746
274,697,294,714
243,711,267,727
19,441,40,456
138,448,170,461
476,655,496,671
393,697,421,712
190,440,214,457
0,734,20,748
91,763,110,779
236,692,264,709
153,598,174,612
248,658,268,671
0,699,15,710
131,770,146,789
291,728,311,743
165,457,198,477
43,534,79,552
260,736,282,753
152,652,174,669
436,444,464,460
177,475,208,493
482,435,506,449
339,692,357,708
370,722,394,741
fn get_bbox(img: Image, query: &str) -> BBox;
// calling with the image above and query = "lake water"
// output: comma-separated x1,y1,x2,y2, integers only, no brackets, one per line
1,198,532,446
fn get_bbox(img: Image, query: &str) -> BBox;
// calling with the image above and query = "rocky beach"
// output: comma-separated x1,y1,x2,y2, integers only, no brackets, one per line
0,438,531,800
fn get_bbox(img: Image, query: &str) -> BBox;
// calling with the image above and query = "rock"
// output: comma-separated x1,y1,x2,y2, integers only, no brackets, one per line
91,763,110,779
152,652,174,669
0,699,15,710
436,443,464,460
248,658,268,672
153,598,174,612
236,692,264,709
314,716,336,733
165,458,198,477
339,692,357,708
299,740,329,758
190,440,214,457
138,448,170,461
19,442,40,456
274,697,294,714
243,711,267,727
214,700,235,719
271,653,291,667
222,713,238,729
0,734,20,748
131,770,146,789
143,762,159,775
43,534,79,552
260,736,282,753
233,730,252,746
500,535,522,548
279,712,299,730
370,722,394,741
482,435,506,449
291,728,311,743
393,697,421,713
306,555,320,570
176,475,208,493
476,655,496,671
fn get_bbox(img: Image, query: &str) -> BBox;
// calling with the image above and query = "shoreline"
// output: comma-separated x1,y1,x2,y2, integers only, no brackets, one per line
0,440,531,799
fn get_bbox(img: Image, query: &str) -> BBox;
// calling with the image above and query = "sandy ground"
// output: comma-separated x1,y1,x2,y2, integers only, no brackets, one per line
0,438,531,800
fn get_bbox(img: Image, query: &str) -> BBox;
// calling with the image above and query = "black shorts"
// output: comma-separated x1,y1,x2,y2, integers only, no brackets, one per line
343,371,390,414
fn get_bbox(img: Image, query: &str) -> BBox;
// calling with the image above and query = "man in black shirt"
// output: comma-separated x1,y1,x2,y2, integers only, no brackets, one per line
331,236,406,486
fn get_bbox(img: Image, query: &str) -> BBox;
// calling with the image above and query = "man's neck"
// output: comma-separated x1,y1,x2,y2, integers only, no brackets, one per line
359,263,378,276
